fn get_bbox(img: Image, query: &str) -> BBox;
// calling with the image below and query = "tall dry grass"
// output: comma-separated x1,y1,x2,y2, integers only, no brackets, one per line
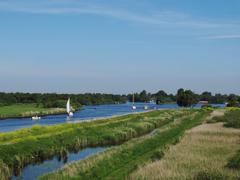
130,123,240,179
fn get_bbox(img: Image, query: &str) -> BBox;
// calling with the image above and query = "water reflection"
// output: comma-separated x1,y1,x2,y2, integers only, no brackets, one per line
12,147,106,180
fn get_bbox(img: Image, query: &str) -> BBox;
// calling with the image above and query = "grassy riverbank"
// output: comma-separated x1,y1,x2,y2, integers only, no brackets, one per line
0,104,66,119
40,109,210,180
0,109,194,179
131,122,240,179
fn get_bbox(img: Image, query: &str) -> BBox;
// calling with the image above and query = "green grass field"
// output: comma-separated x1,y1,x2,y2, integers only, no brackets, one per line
0,104,65,119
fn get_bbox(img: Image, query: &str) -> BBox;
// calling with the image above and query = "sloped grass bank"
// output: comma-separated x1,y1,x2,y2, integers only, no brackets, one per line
0,109,190,179
40,110,209,180
130,123,240,179
207,109,240,171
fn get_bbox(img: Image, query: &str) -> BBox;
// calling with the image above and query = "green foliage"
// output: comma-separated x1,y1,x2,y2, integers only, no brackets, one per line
150,149,165,161
194,171,230,180
0,110,192,178
0,160,10,180
41,110,209,180
0,92,127,109
223,110,240,128
0,104,66,119
177,89,198,107
206,109,240,128
227,149,240,170
227,94,239,107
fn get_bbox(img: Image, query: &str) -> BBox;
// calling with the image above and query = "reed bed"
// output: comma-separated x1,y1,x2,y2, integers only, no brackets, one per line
0,109,191,178
40,109,209,180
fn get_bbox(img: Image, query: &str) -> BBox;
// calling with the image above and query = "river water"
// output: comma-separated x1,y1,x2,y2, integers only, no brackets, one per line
0,103,225,133
6,102,225,179
12,147,106,180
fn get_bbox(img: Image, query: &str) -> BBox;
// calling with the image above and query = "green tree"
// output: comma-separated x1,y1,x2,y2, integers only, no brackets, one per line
177,89,197,107
227,94,239,107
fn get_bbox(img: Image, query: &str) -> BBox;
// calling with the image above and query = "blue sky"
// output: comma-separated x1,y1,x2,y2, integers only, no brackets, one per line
0,0,240,94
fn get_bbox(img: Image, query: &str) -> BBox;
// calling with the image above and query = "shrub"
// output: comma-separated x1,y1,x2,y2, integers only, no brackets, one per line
227,150,240,169
194,171,230,180
151,149,165,161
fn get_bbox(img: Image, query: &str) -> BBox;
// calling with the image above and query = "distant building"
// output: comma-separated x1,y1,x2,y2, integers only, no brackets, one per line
198,101,209,104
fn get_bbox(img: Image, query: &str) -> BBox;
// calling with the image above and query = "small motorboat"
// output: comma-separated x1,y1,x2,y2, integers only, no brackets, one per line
32,116,41,120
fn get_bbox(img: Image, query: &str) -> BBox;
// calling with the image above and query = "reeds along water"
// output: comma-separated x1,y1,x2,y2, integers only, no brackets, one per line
1,110,192,178
0,160,10,180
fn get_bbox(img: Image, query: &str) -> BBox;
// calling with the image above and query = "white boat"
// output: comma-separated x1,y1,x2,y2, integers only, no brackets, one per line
66,98,74,117
144,105,148,110
32,116,41,120
132,93,137,110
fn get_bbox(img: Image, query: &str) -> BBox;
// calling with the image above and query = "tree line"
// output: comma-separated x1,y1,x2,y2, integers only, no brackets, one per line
0,89,239,109
128,89,240,107
0,93,127,109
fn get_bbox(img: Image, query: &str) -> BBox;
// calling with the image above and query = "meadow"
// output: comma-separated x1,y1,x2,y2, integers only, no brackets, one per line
0,109,193,179
0,104,65,119
130,122,240,179
129,109,240,179
40,109,209,180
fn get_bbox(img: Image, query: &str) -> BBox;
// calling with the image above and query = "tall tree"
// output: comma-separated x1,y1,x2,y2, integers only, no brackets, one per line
177,89,198,107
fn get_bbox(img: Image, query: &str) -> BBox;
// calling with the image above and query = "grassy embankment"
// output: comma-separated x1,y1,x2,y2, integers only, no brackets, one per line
0,109,192,179
208,109,240,171
0,104,66,119
40,109,210,180
130,109,240,179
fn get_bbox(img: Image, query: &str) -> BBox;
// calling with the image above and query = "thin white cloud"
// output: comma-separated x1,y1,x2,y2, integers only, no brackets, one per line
0,1,239,29
207,35,240,40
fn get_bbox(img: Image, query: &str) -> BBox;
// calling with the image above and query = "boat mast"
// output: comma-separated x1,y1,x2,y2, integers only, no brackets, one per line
132,93,135,105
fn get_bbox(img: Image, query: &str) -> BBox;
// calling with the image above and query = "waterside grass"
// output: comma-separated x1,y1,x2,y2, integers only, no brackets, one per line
130,122,240,179
0,109,192,178
0,103,65,119
40,109,209,180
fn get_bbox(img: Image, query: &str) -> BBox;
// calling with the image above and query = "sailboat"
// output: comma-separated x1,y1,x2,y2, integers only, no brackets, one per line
66,98,74,117
132,93,137,110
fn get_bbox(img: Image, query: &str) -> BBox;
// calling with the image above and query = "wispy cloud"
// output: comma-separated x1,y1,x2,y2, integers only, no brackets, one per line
0,0,239,29
207,35,240,40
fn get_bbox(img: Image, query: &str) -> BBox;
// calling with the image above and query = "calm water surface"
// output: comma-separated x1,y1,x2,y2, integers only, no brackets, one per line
7,103,225,179
0,103,225,133
0,103,178,132
12,147,106,180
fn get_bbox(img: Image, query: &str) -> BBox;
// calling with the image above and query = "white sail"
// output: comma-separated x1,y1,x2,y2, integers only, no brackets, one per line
66,98,71,114
132,93,137,110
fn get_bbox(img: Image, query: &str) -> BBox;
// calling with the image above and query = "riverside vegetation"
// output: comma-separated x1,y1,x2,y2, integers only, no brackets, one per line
0,109,196,179
208,109,240,172
129,109,240,179
40,109,210,180
0,103,66,119
2,108,240,179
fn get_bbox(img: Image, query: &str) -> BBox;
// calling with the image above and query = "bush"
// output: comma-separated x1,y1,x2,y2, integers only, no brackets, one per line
194,171,230,180
151,149,165,161
207,110,240,128
227,150,240,169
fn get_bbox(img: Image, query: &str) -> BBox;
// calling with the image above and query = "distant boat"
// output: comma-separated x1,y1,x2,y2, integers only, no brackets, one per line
32,116,41,120
66,98,74,117
144,105,148,110
132,93,137,110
